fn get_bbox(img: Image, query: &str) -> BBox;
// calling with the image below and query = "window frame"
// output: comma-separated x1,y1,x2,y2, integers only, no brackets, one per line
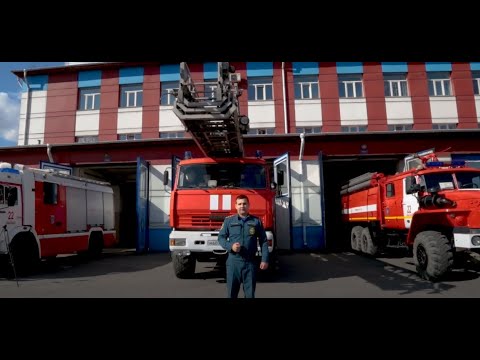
120,84,143,108
78,87,101,111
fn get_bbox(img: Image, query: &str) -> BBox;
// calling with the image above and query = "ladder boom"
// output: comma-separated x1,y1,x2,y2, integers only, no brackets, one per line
172,62,249,158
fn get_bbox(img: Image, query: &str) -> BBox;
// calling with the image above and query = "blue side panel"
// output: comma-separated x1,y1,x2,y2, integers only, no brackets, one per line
136,157,149,253
306,226,325,250
292,226,325,250
247,62,273,77
23,75,48,92
381,62,408,73
336,62,363,74
470,62,480,71
292,62,319,75
119,67,144,85
292,226,304,250
78,70,102,88
204,62,218,80
425,62,452,72
160,64,180,82
148,228,171,252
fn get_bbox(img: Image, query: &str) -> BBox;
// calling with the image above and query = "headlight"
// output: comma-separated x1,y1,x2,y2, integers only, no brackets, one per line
471,236,480,246
170,238,186,246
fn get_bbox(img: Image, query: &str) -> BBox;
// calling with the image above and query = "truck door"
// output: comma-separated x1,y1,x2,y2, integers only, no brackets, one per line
0,184,22,234
402,177,419,229
274,152,291,250
136,157,149,253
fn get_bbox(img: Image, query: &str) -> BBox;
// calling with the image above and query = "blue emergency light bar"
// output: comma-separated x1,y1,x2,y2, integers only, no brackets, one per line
425,161,444,167
0,168,20,174
425,160,466,168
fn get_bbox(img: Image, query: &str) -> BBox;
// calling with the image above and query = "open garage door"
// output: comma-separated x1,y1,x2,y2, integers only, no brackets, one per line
136,157,149,253
274,152,292,250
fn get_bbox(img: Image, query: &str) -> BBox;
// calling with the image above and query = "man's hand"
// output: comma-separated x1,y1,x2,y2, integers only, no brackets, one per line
259,261,269,270
232,242,241,253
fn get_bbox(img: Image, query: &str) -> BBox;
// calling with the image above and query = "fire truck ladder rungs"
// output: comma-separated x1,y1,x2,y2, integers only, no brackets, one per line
172,62,249,158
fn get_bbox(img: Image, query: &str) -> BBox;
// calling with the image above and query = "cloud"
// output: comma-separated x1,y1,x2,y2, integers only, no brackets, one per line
0,92,19,142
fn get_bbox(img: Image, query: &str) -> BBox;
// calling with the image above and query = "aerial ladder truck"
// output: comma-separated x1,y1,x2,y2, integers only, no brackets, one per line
167,62,277,278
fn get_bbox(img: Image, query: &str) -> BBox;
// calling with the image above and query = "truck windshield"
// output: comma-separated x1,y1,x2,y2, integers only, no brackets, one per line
422,171,480,191
178,163,266,189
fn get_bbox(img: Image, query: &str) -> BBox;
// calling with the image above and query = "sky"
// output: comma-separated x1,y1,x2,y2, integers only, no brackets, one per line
0,62,66,147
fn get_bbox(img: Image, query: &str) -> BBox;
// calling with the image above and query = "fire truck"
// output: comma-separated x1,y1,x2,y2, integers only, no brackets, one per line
167,62,277,278
340,150,480,281
0,162,117,274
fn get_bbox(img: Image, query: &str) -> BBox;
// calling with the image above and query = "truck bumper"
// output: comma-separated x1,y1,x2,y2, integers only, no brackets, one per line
453,227,480,249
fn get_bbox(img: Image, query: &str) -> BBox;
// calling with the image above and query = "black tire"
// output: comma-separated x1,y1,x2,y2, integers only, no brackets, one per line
351,226,363,251
360,227,378,256
87,232,104,259
413,230,453,281
10,236,40,276
172,252,196,279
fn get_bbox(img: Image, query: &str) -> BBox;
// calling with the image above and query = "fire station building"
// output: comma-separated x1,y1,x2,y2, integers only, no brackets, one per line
2,61,480,253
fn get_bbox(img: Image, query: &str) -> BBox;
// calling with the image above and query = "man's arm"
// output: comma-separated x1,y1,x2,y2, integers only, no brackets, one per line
217,219,230,251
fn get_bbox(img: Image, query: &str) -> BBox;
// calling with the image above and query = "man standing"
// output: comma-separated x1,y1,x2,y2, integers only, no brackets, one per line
218,194,269,298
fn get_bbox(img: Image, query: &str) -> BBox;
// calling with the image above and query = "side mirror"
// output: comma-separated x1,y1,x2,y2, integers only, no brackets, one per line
270,181,277,190
163,170,169,186
405,176,422,194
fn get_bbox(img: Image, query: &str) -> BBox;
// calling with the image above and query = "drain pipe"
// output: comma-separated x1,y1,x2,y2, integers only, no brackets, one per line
47,143,54,163
299,132,305,161
23,69,31,146
282,62,288,134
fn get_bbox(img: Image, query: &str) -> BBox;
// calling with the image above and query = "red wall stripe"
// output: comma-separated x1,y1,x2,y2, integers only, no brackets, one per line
99,69,119,141
44,73,78,144
142,65,160,139
452,62,478,129
363,62,388,131
408,62,432,130
319,62,341,132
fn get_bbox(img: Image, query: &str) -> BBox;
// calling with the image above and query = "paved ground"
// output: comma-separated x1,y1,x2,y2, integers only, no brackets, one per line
1,248,480,297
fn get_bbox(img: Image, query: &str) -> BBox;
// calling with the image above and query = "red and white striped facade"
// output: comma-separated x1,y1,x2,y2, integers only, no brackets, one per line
14,62,480,146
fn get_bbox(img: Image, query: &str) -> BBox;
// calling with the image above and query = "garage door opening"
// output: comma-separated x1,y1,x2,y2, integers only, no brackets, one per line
322,155,403,252
77,164,137,248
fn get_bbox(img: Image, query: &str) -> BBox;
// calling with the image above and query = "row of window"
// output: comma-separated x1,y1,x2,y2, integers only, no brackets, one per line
78,71,480,111
74,123,462,143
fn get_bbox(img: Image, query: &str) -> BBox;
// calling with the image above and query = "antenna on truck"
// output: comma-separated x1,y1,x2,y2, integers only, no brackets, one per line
1,224,19,287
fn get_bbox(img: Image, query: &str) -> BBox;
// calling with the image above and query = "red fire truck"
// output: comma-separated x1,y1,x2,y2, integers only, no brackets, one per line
167,62,277,278
340,150,480,281
0,162,117,274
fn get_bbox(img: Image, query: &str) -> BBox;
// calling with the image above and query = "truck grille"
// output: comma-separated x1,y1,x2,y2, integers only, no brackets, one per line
178,213,229,229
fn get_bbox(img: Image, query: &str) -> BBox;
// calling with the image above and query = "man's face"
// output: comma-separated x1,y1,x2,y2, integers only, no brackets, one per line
235,198,249,217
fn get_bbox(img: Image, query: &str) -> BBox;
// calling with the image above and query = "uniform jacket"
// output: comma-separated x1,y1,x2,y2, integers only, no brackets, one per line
218,214,269,263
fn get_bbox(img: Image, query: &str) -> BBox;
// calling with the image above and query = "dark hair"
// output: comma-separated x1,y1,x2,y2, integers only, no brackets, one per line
236,194,249,203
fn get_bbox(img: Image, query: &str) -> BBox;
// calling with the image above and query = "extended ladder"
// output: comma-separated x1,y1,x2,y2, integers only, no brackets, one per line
172,62,249,158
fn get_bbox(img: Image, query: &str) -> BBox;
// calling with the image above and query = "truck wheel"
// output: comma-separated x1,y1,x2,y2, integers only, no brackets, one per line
88,232,104,259
10,236,40,276
172,252,196,279
351,226,363,251
360,227,378,256
413,231,453,281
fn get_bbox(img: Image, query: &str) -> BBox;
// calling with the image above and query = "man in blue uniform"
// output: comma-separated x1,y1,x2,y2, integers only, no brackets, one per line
218,194,269,298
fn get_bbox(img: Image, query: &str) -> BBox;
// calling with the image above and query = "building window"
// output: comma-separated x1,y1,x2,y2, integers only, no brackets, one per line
472,71,480,95
341,126,367,133
76,136,98,143
296,127,321,134
118,133,142,141
388,124,413,131
384,73,408,97
428,72,451,96
294,75,319,99
248,77,273,101
120,84,143,107
338,74,363,98
432,123,457,130
78,87,101,110
160,81,178,105
247,128,275,135
160,131,185,139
